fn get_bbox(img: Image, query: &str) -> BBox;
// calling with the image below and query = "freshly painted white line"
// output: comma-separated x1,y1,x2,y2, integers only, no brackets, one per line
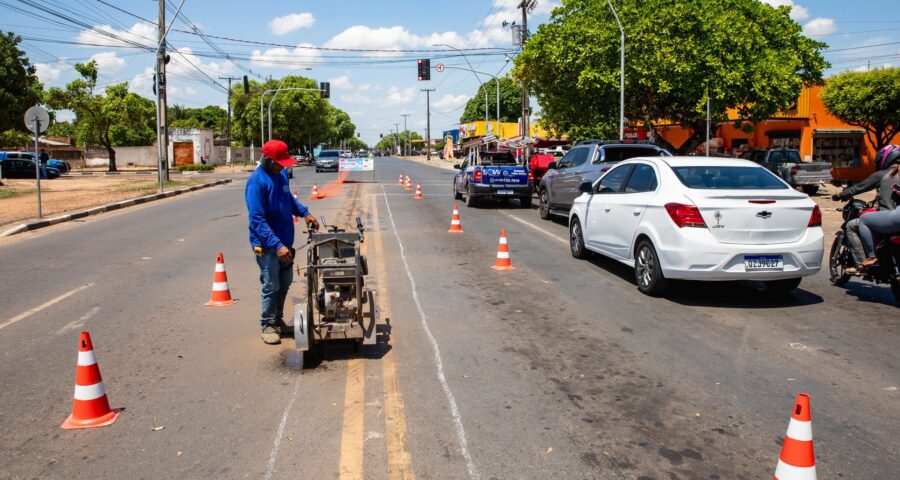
0,283,94,332
264,377,302,480
54,306,100,336
380,184,479,480
498,211,568,245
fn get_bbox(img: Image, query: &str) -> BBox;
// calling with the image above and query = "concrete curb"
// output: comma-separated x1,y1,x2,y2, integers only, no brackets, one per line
0,178,233,237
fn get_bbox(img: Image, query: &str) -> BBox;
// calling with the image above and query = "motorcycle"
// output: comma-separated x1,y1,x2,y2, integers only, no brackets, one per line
829,197,900,304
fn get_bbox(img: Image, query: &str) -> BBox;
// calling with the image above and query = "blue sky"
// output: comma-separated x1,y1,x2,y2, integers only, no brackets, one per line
2,0,898,146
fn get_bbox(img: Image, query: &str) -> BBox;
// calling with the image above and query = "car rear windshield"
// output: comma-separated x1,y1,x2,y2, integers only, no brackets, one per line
671,166,788,190
480,152,517,165
603,147,668,163
319,150,340,157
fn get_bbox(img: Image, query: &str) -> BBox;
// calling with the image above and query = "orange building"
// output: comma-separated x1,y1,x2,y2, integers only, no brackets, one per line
654,85,899,183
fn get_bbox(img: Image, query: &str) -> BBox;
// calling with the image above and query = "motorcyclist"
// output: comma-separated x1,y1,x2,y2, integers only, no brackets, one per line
858,163,900,268
832,144,900,273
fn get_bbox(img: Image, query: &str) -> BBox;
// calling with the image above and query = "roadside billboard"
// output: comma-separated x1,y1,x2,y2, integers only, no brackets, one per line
339,157,374,172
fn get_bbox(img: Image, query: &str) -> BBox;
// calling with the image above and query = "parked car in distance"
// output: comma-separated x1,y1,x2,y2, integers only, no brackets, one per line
529,148,565,191
539,141,671,220
453,150,532,208
0,158,61,179
357,150,370,158
568,156,824,296
292,154,311,167
739,148,831,195
316,149,341,172
340,150,352,158
3,151,70,173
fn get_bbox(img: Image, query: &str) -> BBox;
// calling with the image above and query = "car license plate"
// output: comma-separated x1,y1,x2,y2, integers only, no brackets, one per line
744,255,783,271
497,189,513,195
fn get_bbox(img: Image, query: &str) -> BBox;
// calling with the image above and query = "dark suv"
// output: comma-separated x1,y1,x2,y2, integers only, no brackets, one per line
538,141,671,220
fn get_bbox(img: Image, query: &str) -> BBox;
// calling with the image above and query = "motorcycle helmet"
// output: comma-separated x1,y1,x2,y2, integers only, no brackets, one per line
875,144,900,170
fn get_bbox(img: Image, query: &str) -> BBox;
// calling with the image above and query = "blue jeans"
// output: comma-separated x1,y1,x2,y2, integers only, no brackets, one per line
859,206,900,258
255,249,293,330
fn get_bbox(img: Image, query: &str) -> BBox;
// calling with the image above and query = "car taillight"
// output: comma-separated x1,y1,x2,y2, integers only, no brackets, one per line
473,170,482,182
664,203,707,228
527,170,534,181
791,166,798,177
808,205,822,227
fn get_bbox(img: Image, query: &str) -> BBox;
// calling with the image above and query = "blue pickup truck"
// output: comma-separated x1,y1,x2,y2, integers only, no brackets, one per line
453,150,532,208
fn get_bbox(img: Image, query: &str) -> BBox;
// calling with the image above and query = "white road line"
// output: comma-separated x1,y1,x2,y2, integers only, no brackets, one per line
264,377,302,480
0,283,94,332
54,306,100,336
380,184,479,480
498,211,568,245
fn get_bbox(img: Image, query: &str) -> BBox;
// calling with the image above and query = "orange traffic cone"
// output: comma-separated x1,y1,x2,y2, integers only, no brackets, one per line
292,191,299,223
414,183,423,199
774,393,816,480
61,332,121,429
205,252,237,306
309,183,319,199
492,229,515,270
405,176,412,190
398,174,404,185
448,203,463,233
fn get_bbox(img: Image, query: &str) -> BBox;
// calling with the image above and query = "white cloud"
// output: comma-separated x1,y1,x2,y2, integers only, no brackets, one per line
803,18,837,37
323,22,514,55
330,75,353,89
75,22,156,48
383,86,415,106
269,12,315,35
89,51,126,75
129,47,231,99
35,62,62,83
433,94,469,110
340,93,372,104
250,44,322,69
358,83,372,91
761,0,810,21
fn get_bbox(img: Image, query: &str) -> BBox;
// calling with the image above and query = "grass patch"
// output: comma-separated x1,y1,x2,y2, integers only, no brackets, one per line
116,179,207,193
175,164,215,172
0,188,32,200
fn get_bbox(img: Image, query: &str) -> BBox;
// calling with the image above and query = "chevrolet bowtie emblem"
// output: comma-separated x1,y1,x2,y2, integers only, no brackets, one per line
756,210,773,219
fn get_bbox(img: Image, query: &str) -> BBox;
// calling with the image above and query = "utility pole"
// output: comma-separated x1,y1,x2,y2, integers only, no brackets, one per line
519,1,532,159
400,113,410,156
422,88,435,162
219,76,241,164
156,0,170,185
394,123,400,156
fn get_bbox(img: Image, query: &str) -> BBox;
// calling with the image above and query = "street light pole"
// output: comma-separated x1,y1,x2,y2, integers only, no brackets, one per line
400,113,410,156
154,0,186,193
422,89,435,162
606,0,625,140
439,66,503,143
433,43,489,130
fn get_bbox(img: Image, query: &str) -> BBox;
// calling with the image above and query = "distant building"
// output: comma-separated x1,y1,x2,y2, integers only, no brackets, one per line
167,128,218,166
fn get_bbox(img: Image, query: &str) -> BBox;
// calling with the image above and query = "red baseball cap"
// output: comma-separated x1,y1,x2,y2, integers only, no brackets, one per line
262,139,296,168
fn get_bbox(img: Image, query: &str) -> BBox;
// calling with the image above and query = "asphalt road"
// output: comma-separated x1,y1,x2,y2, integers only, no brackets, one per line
1,157,897,479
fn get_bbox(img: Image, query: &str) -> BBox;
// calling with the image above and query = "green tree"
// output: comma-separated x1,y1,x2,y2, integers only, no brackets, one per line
45,61,156,171
346,136,368,151
822,67,900,151
0,129,30,148
375,130,422,153
46,120,77,139
513,0,829,152
168,104,227,134
0,31,43,134
460,77,523,123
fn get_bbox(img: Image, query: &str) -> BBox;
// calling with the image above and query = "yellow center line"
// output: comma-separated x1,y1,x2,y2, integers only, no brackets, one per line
371,193,416,480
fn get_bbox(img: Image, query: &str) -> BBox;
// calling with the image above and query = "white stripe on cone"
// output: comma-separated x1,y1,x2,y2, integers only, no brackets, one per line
212,282,230,291
785,419,813,442
451,220,461,225
77,350,97,366
497,251,510,259
74,382,107,401
774,460,817,480
215,263,226,272
499,237,508,245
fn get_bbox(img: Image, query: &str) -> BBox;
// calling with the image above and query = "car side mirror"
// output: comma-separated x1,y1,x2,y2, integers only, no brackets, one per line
453,164,461,169
548,161,558,170
578,181,594,194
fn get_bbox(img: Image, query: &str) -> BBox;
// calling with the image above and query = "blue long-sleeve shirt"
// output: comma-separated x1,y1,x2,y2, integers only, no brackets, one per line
245,165,310,251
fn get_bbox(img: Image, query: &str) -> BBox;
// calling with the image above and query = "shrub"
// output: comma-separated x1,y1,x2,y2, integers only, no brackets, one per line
175,164,215,172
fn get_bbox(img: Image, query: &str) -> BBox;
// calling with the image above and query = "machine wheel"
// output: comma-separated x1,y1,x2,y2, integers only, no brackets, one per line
801,185,819,196
829,232,852,286
762,277,802,295
569,217,588,259
634,239,669,296
519,196,532,209
465,186,478,207
539,189,551,219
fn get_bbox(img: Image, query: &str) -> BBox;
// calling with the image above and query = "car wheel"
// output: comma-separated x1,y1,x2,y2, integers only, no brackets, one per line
538,188,551,220
762,278,802,295
634,240,669,296
890,277,900,306
465,186,477,207
453,184,462,200
801,185,819,196
569,217,588,259
519,196,532,209
828,231,851,287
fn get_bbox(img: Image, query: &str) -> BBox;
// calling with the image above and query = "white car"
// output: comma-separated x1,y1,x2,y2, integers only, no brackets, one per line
568,156,824,296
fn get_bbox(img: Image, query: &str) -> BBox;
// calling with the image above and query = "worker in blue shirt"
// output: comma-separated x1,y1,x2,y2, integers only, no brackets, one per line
245,139,320,345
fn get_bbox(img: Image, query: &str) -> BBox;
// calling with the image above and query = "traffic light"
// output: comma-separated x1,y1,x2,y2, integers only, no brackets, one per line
417,59,430,81
379,133,383,138
243,75,249,94
320,82,330,99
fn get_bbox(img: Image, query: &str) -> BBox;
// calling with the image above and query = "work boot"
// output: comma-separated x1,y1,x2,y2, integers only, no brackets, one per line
261,326,281,345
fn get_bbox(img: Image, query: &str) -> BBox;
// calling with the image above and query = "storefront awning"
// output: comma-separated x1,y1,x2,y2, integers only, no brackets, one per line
813,129,866,136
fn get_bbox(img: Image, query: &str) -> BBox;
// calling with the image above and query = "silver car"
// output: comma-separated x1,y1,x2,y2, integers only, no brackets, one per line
315,150,341,172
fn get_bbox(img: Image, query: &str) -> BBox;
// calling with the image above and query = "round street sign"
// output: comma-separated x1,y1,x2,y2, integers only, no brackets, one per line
435,63,445,73
24,105,49,133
